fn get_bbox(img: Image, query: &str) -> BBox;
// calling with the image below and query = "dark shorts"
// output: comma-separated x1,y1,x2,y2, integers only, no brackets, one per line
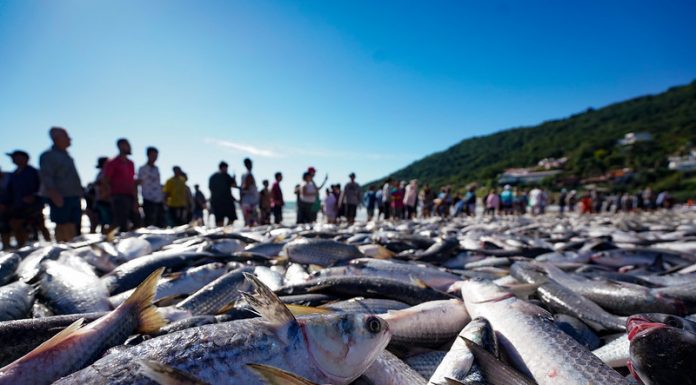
212,204,237,222
48,196,82,225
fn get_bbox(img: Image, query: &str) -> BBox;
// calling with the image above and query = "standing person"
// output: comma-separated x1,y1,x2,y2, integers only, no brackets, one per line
323,188,338,224
528,187,542,216
162,166,188,226
192,184,206,225
209,161,237,227
558,189,567,215
642,187,655,210
485,189,500,216
500,185,514,215
567,190,577,213
381,179,392,220
93,157,112,233
259,180,272,225
512,188,523,215
375,187,384,220
298,172,316,224
307,167,327,223
183,174,194,224
580,192,594,214
403,180,418,219
2,150,46,247
270,172,284,225
390,180,404,220
0,167,10,249
420,184,434,218
339,173,362,224
364,185,377,221
137,147,164,228
464,186,476,216
39,127,83,242
103,138,140,232
240,158,259,227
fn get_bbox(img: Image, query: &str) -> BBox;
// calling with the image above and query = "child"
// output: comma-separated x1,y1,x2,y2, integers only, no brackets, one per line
323,188,338,224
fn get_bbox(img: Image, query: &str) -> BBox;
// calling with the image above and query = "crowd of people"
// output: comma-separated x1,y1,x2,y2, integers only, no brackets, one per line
0,127,683,250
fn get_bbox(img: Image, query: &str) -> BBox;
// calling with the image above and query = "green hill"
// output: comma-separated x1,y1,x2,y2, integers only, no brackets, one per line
375,80,696,199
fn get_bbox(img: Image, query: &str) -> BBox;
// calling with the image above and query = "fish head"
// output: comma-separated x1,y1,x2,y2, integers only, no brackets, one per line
630,313,696,334
300,313,391,383
460,278,513,304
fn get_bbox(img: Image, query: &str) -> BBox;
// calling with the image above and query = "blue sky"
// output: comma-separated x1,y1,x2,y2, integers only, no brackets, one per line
1,0,695,197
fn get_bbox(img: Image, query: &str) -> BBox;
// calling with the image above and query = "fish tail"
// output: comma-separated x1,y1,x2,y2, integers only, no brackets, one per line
123,267,167,334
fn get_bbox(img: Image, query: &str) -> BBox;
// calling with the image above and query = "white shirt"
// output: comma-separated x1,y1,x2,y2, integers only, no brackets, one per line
138,164,163,203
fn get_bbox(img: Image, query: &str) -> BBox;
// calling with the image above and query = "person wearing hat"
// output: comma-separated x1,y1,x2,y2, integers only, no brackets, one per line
339,172,362,224
2,150,49,247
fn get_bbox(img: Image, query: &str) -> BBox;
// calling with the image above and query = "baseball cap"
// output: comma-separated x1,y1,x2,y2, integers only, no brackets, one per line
6,150,29,159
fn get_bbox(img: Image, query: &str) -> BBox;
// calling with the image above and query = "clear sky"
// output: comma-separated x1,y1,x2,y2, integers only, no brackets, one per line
1,0,695,198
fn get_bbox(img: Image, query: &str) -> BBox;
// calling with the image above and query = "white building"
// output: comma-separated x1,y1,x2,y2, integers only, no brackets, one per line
668,150,696,172
617,132,653,146
498,168,562,185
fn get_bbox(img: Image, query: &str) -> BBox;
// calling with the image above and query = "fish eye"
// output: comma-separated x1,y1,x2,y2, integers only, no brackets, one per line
365,316,382,334
664,316,682,328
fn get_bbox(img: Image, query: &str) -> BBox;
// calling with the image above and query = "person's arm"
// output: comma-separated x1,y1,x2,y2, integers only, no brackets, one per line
39,153,64,207
317,174,328,189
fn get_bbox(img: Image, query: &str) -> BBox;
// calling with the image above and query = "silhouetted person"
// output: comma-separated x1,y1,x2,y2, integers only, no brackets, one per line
209,161,237,226
270,172,284,224
39,127,83,242
192,184,206,225
259,180,271,225
2,150,48,247
339,172,362,224
240,158,259,227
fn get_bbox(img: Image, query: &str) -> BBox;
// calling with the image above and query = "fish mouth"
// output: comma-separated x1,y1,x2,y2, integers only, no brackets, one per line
626,316,667,341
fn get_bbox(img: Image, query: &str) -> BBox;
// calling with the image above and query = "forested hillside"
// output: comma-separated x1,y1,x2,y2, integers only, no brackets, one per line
375,81,696,198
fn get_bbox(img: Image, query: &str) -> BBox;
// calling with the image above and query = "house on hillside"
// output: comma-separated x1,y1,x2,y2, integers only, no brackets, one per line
668,150,696,172
498,168,562,185
537,157,567,170
617,132,653,146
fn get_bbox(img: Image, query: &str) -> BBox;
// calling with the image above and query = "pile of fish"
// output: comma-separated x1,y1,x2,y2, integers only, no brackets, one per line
1,209,696,384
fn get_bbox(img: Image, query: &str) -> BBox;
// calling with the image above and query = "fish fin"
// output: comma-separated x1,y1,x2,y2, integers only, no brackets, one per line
122,267,167,334
443,378,465,385
106,227,118,242
461,337,536,385
154,294,186,307
164,271,183,281
138,359,210,385
215,300,240,315
286,304,334,316
502,282,543,298
410,276,429,289
240,273,296,326
246,363,319,385
16,318,84,362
